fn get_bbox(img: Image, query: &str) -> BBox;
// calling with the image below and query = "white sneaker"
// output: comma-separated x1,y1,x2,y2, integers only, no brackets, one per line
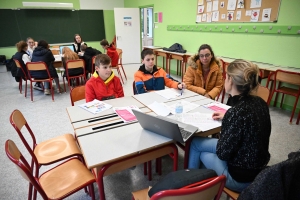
44,89,50,95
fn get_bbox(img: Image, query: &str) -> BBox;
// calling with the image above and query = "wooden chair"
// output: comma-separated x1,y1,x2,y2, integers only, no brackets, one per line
132,175,226,200
62,59,86,91
5,140,95,200
13,59,28,96
90,55,96,77
9,109,84,200
223,187,240,200
26,61,54,102
267,69,300,124
252,84,270,103
70,85,86,106
114,48,127,84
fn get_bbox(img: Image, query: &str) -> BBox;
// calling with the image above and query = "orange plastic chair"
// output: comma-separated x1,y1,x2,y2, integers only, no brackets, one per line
14,59,28,96
113,48,127,84
70,85,86,106
26,61,54,102
5,140,95,200
223,187,240,200
9,109,83,200
132,175,226,200
267,69,300,124
63,59,86,91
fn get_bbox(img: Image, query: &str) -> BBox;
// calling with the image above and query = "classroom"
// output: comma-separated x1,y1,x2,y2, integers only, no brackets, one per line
0,0,299,199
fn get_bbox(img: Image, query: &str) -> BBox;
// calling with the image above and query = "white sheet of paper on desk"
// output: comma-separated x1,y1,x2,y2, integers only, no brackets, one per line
168,100,200,115
148,101,171,116
182,112,222,132
78,99,112,114
155,89,180,99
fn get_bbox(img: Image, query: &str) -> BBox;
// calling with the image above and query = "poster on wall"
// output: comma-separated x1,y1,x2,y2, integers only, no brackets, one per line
202,13,207,21
261,8,271,21
212,11,219,21
207,12,212,22
123,17,132,27
221,14,226,19
196,15,202,22
198,0,204,5
250,9,260,21
227,11,234,20
213,0,219,11
250,0,262,8
236,10,241,20
227,0,237,10
207,1,212,12
220,1,225,8
237,0,244,8
198,5,205,13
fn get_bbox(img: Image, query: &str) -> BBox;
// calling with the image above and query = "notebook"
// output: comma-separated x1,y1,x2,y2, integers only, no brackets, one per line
132,110,198,143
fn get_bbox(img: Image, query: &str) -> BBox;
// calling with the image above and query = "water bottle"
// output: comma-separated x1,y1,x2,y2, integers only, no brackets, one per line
175,101,183,121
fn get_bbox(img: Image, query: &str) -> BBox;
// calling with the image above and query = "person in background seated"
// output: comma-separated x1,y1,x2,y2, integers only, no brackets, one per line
31,40,61,95
85,54,124,102
13,41,30,81
80,44,102,76
134,49,186,94
100,39,119,67
61,47,83,79
26,37,42,91
183,44,223,100
72,34,86,54
188,59,271,192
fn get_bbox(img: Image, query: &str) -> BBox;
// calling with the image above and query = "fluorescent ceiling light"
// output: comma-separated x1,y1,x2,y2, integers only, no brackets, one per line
22,2,74,9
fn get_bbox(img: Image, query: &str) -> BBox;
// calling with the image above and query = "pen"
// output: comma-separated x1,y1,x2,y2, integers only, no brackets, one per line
181,87,184,96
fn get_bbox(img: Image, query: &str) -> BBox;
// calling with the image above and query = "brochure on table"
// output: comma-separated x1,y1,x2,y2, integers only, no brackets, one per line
202,102,231,113
78,99,112,114
113,105,140,123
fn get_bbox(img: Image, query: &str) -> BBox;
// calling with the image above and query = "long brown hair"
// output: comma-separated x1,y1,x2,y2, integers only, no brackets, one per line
62,47,79,61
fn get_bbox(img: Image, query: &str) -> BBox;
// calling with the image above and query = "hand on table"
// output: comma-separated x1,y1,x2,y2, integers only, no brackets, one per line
178,82,186,90
204,93,211,99
212,112,225,120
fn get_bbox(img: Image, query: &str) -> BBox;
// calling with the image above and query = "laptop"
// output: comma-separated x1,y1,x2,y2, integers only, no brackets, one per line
132,110,198,143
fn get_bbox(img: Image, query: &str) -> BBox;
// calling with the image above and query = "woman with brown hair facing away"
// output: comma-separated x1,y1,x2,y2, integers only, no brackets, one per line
62,47,83,78
183,44,223,99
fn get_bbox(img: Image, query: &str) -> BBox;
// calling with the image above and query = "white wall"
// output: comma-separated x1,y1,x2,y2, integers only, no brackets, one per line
80,0,124,10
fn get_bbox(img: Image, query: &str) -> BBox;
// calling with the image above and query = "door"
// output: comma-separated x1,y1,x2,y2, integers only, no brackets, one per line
141,7,153,46
114,8,141,64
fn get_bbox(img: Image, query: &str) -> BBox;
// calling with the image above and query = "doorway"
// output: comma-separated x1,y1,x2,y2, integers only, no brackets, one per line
140,7,153,46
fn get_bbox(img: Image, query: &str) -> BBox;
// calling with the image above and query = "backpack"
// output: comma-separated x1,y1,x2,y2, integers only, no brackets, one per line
0,55,6,65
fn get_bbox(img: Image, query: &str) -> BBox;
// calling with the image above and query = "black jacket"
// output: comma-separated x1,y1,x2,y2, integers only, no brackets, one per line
163,43,186,53
12,51,29,79
82,47,102,73
31,47,58,78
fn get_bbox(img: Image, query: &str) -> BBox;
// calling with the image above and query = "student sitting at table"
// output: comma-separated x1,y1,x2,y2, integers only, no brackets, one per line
188,59,271,192
12,41,30,81
31,40,61,95
183,44,223,99
80,44,102,75
85,54,124,102
72,34,86,54
100,39,119,67
134,49,186,94
61,47,83,78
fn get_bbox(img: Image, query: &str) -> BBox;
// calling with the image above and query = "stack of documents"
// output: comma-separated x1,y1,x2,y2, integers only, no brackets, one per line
181,112,222,132
78,99,112,114
155,89,180,99
113,105,140,123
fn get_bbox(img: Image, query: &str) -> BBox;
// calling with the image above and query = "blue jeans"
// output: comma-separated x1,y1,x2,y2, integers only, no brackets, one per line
188,137,251,192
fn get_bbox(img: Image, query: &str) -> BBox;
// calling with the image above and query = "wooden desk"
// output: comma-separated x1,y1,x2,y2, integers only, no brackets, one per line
154,49,169,72
53,55,62,68
143,46,162,50
77,123,178,200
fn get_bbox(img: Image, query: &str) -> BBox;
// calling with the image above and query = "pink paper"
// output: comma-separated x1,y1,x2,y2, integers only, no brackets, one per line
115,109,137,121
208,105,227,113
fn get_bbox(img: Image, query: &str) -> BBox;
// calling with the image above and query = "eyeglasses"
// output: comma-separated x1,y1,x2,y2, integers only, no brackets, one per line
199,53,211,58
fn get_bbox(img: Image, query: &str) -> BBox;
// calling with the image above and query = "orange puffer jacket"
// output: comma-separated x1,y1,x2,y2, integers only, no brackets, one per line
183,55,223,99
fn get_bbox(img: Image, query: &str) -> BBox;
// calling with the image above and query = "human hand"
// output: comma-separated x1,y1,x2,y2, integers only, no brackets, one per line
212,112,224,120
178,82,186,90
204,93,211,99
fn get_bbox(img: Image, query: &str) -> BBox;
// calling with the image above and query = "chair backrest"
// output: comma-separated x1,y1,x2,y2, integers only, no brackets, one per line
14,59,27,78
91,55,96,73
66,59,85,69
274,70,300,86
5,140,48,199
70,85,86,106
151,175,226,200
51,45,60,55
26,61,51,79
9,109,38,166
251,84,270,103
116,48,123,64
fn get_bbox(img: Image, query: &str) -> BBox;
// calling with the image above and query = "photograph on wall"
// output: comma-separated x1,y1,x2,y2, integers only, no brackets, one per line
227,0,237,10
198,0,204,5
221,13,226,19
237,0,244,8
250,0,262,8
213,0,219,11
250,9,260,22
196,15,202,22
198,5,205,13
245,10,252,16
212,11,219,21
262,8,271,21
236,10,241,20
227,11,234,20
207,1,212,12
220,1,225,8
202,13,207,21
206,12,212,22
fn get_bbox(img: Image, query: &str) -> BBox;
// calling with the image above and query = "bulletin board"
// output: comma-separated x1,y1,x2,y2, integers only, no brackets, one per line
196,0,281,23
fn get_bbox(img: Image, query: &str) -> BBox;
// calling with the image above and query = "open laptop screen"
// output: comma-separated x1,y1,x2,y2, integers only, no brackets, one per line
59,45,74,54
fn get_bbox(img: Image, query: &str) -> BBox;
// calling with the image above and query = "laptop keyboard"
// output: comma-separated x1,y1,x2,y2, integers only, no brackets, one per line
179,127,193,140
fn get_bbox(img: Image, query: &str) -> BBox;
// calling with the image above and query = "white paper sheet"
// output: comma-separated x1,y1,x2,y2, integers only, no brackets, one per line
155,89,180,100
236,10,242,20
198,0,204,5
245,10,252,16
212,0,219,11
237,0,244,8
206,12,212,22
196,15,202,22
148,101,171,116
227,11,234,21
182,112,222,132
207,1,212,12
227,0,237,10
261,8,271,21
202,13,207,21
198,5,205,13
251,9,260,22
167,100,200,115
250,0,262,8
212,11,219,21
